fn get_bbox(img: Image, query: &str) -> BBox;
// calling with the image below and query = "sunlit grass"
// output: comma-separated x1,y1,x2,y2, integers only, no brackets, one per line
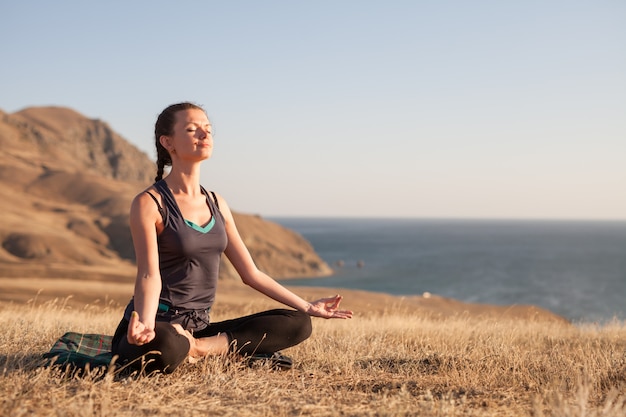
1,295,625,416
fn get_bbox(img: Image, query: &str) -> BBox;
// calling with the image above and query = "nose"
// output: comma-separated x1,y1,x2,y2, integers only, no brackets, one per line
197,127,209,138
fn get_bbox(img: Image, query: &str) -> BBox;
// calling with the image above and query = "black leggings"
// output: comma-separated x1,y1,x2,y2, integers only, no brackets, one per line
111,309,312,374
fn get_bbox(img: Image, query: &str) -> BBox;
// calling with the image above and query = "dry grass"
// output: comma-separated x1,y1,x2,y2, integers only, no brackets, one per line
1,293,626,417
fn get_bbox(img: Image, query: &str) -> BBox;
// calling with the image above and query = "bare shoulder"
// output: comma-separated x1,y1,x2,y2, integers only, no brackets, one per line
131,185,162,218
210,191,234,219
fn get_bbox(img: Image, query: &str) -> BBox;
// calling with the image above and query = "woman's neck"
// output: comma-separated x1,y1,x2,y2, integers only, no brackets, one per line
164,164,202,196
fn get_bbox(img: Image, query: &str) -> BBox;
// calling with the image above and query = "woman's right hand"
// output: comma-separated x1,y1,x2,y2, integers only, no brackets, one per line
127,311,156,346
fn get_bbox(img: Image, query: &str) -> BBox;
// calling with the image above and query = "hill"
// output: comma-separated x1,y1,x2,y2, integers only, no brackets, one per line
0,106,332,282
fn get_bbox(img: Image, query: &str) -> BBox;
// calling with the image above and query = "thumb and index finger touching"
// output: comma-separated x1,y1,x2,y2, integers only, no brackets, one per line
127,311,155,345
317,294,354,319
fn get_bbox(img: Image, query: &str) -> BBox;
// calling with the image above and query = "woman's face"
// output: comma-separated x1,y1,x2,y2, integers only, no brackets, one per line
162,108,213,161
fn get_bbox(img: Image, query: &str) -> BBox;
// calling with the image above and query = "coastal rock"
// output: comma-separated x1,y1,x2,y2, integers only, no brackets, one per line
221,213,333,280
0,106,331,281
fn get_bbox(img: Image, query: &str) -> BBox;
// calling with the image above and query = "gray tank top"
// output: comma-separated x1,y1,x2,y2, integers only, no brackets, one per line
123,180,228,331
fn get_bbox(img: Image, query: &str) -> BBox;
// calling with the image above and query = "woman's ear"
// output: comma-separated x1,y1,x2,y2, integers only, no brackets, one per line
159,135,174,153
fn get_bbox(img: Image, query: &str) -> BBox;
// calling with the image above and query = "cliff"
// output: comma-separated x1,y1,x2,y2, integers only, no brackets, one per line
0,106,332,282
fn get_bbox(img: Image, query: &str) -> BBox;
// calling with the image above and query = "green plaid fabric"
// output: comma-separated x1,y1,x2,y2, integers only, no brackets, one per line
43,332,114,369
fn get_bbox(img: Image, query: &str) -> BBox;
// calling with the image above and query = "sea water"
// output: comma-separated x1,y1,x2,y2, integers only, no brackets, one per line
272,218,626,323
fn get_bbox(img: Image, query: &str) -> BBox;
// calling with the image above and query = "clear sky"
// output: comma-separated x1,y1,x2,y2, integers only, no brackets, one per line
2,1,624,219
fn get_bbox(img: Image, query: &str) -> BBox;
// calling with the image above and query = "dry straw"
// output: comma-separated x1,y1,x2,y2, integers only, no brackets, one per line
1,295,625,416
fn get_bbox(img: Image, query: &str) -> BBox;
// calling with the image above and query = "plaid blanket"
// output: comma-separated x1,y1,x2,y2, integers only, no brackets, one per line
43,332,115,369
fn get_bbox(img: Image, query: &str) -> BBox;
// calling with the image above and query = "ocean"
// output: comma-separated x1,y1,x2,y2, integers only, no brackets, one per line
271,218,626,323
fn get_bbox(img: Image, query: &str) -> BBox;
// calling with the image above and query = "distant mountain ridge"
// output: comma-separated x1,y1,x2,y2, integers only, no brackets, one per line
0,106,332,281
3,106,155,183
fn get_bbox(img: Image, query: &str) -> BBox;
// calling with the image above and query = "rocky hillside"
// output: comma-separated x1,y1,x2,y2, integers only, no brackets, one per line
0,106,332,282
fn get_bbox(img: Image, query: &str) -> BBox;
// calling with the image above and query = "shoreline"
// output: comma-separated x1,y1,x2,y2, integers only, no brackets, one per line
0,276,569,324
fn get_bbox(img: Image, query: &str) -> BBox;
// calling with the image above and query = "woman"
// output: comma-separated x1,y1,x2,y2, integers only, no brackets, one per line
111,102,352,374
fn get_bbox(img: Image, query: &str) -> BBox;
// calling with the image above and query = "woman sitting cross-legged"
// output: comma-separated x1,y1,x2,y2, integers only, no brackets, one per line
111,102,352,374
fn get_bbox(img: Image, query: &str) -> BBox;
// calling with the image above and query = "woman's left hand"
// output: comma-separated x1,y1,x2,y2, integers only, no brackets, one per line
306,295,353,319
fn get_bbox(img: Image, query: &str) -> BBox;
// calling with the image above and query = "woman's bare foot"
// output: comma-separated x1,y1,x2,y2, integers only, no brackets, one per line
171,324,198,358
171,324,230,358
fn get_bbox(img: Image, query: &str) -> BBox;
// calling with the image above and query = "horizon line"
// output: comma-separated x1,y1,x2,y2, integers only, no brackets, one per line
260,215,626,222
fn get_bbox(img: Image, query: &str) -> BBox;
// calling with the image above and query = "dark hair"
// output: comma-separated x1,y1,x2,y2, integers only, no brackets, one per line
154,102,206,182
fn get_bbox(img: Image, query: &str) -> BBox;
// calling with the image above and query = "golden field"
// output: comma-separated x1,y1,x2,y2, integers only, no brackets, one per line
1,279,625,416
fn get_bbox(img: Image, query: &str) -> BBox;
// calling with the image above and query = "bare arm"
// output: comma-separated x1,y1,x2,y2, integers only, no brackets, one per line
218,194,352,319
127,191,163,344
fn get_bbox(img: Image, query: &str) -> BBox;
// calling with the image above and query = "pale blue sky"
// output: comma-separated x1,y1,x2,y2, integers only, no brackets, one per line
2,1,624,219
